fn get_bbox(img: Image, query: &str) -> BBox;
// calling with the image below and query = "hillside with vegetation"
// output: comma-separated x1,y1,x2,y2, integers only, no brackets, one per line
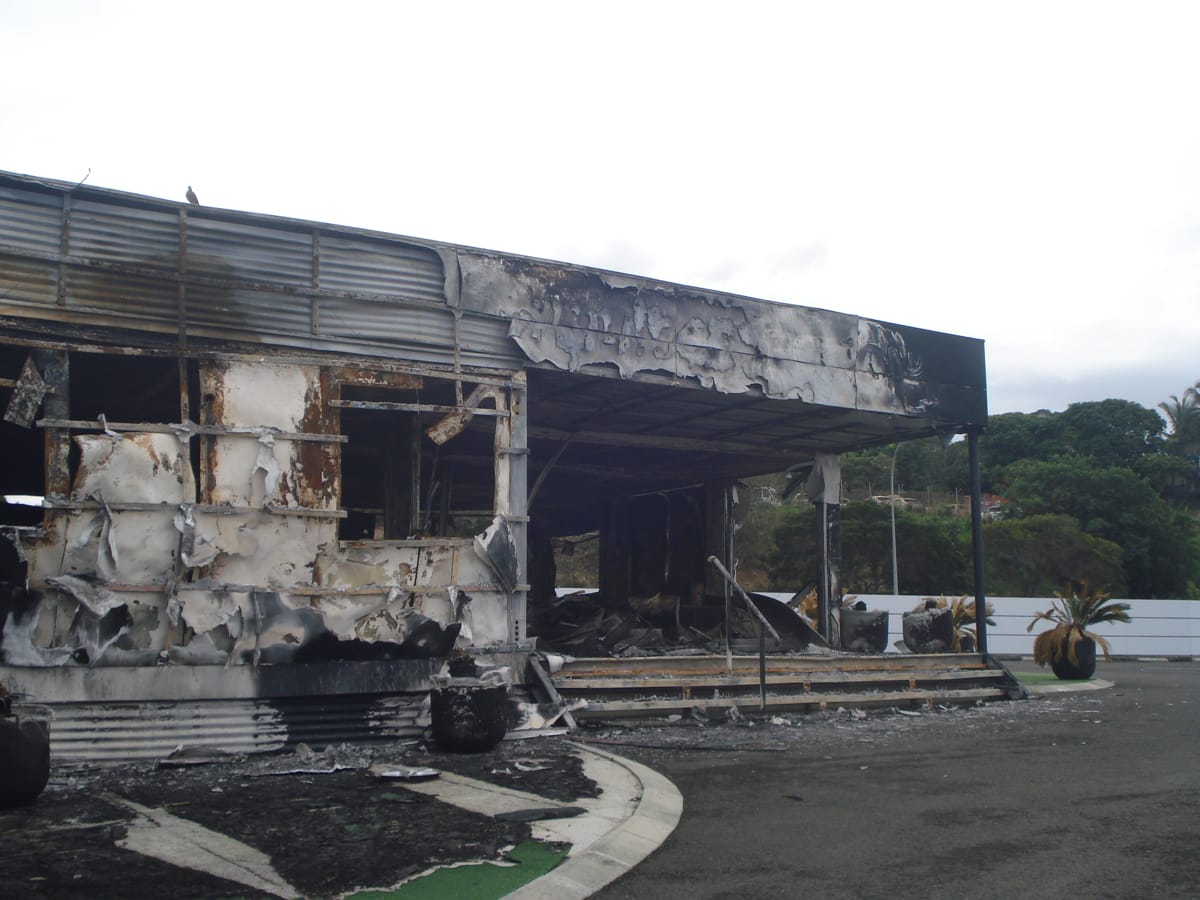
736,383,1200,599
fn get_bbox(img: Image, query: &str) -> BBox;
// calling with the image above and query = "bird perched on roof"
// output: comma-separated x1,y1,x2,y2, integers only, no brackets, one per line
186,186,199,205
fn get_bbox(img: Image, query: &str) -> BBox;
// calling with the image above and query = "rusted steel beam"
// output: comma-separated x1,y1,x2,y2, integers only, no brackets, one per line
0,330,521,387
507,373,530,645
37,418,347,443
41,499,347,518
706,557,781,642
332,400,509,417
32,349,69,498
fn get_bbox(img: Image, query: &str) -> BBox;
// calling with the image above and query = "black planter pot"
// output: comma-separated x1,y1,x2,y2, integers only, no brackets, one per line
430,683,509,752
1051,635,1097,680
0,715,50,808
839,608,889,654
902,606,955,653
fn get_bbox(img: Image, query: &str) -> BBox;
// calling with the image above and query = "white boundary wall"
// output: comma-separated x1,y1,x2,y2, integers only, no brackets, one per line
820,595,1200,658
558,589,1199,658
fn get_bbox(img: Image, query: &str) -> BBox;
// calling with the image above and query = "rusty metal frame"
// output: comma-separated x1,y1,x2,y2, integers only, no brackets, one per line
37,417,347,443
41,499,347,518
330,400,509,418
0,330,523,390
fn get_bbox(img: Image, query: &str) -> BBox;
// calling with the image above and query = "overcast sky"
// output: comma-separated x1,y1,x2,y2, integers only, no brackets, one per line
3,1,1197,417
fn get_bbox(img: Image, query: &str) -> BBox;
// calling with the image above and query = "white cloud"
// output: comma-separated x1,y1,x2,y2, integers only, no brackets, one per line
1,0,1197,415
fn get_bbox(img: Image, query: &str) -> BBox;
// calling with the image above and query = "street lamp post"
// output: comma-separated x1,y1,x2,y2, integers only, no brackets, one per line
890,443,901,596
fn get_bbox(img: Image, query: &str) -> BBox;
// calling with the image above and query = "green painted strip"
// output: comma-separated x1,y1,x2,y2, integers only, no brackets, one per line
348,840,570,900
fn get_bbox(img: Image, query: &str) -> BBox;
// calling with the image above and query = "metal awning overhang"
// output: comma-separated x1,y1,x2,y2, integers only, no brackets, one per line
0,169,988,517
521,360,982,533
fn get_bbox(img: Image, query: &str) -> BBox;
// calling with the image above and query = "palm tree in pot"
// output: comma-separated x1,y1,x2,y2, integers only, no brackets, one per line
1026,582,1131,679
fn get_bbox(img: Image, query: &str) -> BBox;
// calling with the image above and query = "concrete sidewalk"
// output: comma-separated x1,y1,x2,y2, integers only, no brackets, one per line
397,742,684,898
502,744,683,899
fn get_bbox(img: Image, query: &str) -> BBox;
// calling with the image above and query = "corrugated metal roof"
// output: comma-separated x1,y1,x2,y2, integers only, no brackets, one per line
0,169,987,433
0,171,521,372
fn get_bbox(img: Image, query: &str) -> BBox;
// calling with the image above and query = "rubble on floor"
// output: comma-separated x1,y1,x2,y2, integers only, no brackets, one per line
528,589,826,658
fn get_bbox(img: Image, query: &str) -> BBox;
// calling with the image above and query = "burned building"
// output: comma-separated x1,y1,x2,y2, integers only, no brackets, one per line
0,170,989,756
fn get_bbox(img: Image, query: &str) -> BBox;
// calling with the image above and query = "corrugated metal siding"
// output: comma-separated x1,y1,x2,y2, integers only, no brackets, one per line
0,183,60,253
186,282,315,338
70,198,179,266
0,173,520,372
318,297,455,347
66,267,179,322
43,694,426,762
320,232,445,302
460,312,524,361
0,256,57,305
189,215,312,286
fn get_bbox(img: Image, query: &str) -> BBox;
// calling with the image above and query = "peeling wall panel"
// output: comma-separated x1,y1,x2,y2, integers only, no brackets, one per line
459,252,986,425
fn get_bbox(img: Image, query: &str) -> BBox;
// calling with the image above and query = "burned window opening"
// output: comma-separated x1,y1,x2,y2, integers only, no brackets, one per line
336,376,498,542
1,348,48,529
2,352,209,533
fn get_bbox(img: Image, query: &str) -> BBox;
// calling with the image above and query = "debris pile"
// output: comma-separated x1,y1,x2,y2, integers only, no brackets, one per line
528,590,824,658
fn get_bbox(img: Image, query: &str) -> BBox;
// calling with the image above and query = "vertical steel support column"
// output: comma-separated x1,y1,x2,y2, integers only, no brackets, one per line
809,453,842,643
600,497,631,605
33,350,70,499
968,430,988,656
703,481,733,600
507,372,529,646
815,501,841,641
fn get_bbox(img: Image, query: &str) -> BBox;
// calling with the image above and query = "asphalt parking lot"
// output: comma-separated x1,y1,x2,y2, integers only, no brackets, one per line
592,660,1200,899
3,660,1195,899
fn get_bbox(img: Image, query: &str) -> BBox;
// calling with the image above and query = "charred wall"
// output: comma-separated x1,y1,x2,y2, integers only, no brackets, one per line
0,345,527,677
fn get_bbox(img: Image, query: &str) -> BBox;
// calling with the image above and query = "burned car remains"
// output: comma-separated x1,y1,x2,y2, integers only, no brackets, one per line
0,170,991,758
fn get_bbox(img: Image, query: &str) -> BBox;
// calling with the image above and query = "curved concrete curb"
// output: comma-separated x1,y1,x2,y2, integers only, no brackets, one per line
502,743,683,899
1024,677,1114,695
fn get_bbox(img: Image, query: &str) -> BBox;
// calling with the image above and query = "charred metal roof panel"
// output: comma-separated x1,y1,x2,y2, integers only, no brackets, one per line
0,171,519,369
460,252,987,430
0,170,986,432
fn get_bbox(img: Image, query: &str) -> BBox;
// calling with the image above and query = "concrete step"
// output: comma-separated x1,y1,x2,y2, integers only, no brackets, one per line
550,653,1021,720
572,686,1010,719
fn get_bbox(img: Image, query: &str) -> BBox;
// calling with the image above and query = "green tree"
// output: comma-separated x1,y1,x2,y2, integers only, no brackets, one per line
980,411,1063,479
733,474,791,590
999,457,1199,597
839,449,893,501
983,514,1126,596
769,501,970,595
1158,380,1200,453
1057,399,1165,468
1158,381,1200,501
